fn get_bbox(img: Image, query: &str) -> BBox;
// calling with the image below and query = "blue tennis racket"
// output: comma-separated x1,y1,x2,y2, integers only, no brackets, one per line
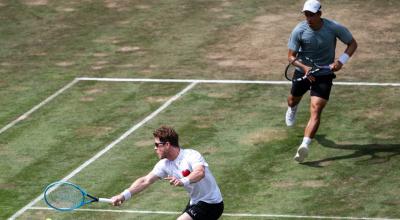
44,181,112,211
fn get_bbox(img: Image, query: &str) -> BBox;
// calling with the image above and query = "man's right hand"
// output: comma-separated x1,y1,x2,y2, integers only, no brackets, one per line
111,194,125,206
303,66,316,82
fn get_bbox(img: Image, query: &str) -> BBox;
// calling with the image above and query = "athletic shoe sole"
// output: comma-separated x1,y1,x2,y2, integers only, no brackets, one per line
294,146,309,163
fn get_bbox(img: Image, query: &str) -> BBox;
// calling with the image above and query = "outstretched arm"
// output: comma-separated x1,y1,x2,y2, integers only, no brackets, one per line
331,38,358,72
111,172,159,206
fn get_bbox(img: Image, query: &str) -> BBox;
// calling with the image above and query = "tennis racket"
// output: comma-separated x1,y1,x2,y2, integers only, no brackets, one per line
44,181,112,211
285,56,332,82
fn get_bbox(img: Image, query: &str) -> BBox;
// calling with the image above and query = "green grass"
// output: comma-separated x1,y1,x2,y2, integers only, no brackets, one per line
3,82,400,220
0,0,399,219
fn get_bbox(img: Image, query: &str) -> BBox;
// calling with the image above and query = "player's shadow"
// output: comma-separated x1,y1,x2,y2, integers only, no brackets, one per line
301,135,400,167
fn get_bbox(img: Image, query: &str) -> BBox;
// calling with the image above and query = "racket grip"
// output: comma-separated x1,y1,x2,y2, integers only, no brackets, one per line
99,198,113,203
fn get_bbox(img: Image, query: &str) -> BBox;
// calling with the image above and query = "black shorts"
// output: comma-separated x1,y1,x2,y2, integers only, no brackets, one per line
184,201,224,220
290,70,335,100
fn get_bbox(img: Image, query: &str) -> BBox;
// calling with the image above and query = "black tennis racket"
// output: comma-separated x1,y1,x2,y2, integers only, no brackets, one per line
285,56,332,82
44,181,112,211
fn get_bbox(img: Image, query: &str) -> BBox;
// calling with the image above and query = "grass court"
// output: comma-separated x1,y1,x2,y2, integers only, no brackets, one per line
1,0,399,219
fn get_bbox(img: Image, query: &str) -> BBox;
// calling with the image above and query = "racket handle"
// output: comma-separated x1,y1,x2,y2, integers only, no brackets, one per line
99,198,113,203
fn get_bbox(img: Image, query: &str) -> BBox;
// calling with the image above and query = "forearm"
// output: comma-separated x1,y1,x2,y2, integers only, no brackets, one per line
288,50,309,73
126,176,153,195
333,38,358,71
344,38,358,57
186,168,205,183
166,165,206,187
113,174,158,205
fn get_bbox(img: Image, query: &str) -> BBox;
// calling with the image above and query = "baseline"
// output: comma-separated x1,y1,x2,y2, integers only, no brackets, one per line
2,77,399,136
77,77,400,87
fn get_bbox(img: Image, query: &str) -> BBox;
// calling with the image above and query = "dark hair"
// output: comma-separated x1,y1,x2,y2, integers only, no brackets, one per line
153,126,179,147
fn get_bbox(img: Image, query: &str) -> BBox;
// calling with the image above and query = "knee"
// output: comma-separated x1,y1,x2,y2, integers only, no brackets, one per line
310,103,324,117
177,213,192,220
288,96,301,107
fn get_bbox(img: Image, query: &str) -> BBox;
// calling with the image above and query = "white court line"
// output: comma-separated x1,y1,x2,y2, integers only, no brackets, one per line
76,77,289,85
28,207,400,220
8,82,198,220
2,77,399,136
76,77,400,86
0,79,79,136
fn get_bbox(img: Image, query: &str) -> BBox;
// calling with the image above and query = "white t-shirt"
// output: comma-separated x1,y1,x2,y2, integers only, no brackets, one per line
151,148,223,205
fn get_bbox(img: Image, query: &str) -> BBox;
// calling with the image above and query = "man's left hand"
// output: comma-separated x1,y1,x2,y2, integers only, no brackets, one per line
330,61,343,72
164,176,183,187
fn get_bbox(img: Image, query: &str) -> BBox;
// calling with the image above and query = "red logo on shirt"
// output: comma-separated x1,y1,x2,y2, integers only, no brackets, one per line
182,169,191,177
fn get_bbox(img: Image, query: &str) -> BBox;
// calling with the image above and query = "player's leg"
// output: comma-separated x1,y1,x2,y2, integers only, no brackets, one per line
286,95,302,126
286,73,310,126
294,75,333,162
177,212,193,220
287,94,302,107
305,96,328,138
180,201,224,220
180,202,194,220
294,97,327,162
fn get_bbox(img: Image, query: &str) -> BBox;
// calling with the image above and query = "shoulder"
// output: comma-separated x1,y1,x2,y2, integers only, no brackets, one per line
291,21,308,38
181,148,205,161
155,158,168,167
293,21,308,32
323,18,346,29
151,158,169,178
182,148,208,167
182,148,202,157
323,18,353,41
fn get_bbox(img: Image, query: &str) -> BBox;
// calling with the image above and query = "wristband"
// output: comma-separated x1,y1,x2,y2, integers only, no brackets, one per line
180,177,190,187
338,53,350,64
121,189,132,201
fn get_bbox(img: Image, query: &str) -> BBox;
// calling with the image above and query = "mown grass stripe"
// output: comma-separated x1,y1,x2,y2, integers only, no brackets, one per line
0,79,79,136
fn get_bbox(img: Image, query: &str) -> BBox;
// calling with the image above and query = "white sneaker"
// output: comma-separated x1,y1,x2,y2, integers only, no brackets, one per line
285,106,298,126
294,145,309,163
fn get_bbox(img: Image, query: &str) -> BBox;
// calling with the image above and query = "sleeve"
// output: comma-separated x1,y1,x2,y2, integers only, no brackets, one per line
188,150,209,168
151,160,168,178
332,20,353,44
288,23,303,52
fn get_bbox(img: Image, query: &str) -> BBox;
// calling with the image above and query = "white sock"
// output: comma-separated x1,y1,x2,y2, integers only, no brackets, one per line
301,137,312,147
289,105,298,112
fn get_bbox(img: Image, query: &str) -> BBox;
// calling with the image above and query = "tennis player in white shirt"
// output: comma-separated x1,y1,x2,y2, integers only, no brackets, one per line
111,126,224,220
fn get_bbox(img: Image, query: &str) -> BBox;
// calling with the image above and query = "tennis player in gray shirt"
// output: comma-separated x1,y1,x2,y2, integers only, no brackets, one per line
285,0,358,163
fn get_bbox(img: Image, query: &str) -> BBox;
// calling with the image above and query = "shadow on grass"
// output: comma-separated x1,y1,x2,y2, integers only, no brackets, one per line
301,135,400,167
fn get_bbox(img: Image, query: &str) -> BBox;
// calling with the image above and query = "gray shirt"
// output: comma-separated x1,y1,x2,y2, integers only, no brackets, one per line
288,18,353,75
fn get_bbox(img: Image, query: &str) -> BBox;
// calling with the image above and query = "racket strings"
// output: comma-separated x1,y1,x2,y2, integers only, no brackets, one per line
285,62,298,80
45,184,84,209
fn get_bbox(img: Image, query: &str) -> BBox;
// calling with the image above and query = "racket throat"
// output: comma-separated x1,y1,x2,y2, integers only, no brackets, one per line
86,194,99,202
